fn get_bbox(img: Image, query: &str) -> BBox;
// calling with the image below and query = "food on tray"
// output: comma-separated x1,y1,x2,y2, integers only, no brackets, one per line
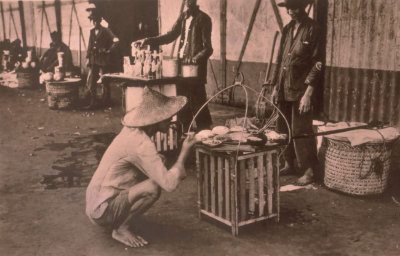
229,125,245,132
202,139,222,147
214,134,230,142
247,136,262,141
195,129,213,141
211,126,230,135
229,132,250,142
264,130,287,141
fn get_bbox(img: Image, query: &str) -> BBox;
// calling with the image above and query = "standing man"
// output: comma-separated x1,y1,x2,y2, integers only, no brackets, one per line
135,0,213,131
84,4,119,109
270,0,322,185
86,87,196,247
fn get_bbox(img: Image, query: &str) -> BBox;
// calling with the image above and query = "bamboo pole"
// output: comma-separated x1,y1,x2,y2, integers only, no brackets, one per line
248,158,255,215
230,156,238,235
9,4,20,39
217,157,223,217
0,2,6,40
170,0,185,57
239,160,247,221
270,0,284,32
42,1,52,34
68,0,74,46
204,154,209,212
257,155,265,216
210,156,216,214
266,152,274,215
220,0,227,99
224,158,230,220
54,0,62,36
196,150,202,218
18,1,27,49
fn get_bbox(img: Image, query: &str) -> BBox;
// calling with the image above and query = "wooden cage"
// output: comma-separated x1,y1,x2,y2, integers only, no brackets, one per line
195,145,280,235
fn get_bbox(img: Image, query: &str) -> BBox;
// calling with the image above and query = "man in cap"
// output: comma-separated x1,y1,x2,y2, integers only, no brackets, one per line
134,0,213,132
39,31,73,73
86,87,196,247
270,0,322,185
84,4,120,109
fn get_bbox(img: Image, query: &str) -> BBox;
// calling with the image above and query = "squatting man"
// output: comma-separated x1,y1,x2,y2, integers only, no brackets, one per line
86,87,196,247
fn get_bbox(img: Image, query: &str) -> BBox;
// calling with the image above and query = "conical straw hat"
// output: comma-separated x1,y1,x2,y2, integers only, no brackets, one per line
122,86,187,127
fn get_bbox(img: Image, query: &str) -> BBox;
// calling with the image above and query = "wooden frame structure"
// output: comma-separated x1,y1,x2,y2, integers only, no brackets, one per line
195,144,281,235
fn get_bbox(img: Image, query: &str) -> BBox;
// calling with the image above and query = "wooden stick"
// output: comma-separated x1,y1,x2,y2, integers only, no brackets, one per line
0,2,6,40
273,151,280,222
217,157,223,217
210,156,216,214
204,154,209,212
248,158,255,215
170,0,185,57
239,160,247,221
230,156,238,235
224,158,230,221
270,0,284,32
266,152,274,215
257,155,265,216
196,150,202,218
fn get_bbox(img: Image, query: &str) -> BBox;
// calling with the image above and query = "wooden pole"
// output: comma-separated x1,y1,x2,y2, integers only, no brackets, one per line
42,1,52,34
18,1,27,49
220,0,227,100
68,1,74,46
54,0,62,36
0,2,6,40
9,4,20,39
235,0,261,74
170,0,185,58
270,0,283,32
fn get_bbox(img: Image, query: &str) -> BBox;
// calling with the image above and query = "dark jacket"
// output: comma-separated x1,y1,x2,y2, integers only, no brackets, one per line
40,42,73,72
272,16,322,102
146,6,213,83
87,26,119,67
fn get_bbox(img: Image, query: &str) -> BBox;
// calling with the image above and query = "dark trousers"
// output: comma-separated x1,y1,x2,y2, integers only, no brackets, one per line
176,81,212,132
277,100,318,170
85,65,110,105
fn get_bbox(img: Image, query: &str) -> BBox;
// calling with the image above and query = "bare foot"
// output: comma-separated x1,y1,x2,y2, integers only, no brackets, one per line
295,168,314,186
112,227,148,247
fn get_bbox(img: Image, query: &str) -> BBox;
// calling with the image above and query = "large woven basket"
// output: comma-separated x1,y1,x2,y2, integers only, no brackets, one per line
322,137,393,195
16,71,39,88
45,78,81,110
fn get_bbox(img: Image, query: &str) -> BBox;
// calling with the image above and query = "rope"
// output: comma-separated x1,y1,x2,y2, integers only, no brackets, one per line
187,72,292,174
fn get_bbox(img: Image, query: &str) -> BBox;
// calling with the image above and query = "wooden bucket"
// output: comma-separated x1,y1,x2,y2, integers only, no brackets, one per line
16,71,39,88
46,78,81,110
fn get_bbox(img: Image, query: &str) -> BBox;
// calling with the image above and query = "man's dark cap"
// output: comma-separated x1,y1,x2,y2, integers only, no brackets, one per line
277,0,312,9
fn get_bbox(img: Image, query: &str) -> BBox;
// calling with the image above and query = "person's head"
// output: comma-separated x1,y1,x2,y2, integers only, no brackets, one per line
86,3,102,27
122,87,187,135
89,14,102,27
277,0,310,21
185,0,197,11
50,31,62,44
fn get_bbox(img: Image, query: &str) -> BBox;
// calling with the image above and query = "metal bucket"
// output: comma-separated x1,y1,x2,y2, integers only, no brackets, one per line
162,58,178,77
181,64,198,77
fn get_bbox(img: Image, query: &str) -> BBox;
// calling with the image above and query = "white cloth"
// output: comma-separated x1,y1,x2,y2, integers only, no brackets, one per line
179,16,193,59
319,122,400,146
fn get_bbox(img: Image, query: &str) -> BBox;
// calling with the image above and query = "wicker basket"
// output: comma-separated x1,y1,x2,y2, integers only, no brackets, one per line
16,71,39,88
46,79,81,110
322,137,393,195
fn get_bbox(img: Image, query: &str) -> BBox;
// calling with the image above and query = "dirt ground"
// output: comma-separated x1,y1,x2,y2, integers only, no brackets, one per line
1,84,400,256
